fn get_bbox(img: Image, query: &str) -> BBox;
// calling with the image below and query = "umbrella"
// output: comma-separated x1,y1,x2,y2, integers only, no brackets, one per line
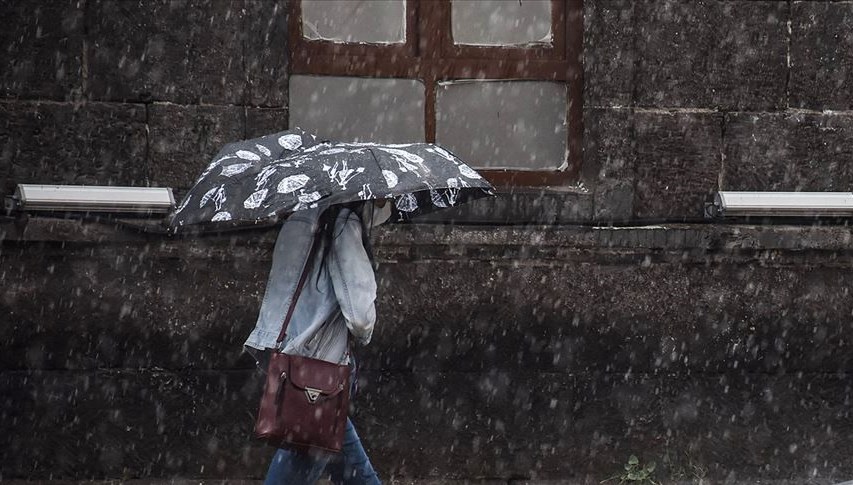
170,128,495,232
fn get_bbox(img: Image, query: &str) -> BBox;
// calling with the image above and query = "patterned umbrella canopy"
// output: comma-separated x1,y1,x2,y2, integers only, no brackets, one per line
169,128,494,232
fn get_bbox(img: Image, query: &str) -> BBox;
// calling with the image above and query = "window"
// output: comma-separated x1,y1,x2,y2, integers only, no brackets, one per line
288,0,583,187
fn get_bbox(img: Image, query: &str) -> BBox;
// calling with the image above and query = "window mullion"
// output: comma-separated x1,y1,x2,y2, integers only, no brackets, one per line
416,1,448,144
424,74,437,143
418,0,449,60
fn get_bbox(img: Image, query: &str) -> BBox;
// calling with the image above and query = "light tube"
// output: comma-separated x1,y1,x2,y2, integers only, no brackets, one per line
9,184,176,214
709,191,853,218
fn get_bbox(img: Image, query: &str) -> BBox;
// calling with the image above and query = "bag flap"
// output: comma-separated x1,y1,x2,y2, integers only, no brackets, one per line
287,354,349,396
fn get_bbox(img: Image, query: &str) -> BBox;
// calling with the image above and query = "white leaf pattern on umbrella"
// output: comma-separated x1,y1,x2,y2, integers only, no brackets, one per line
199,185,225,209
255,144,272,157
220,163,252,177
395,193,418,212
302,143,327,153
358,183,373,200
277,174,310,193
382,170,398,189
459,164,482,179
323,160,365,189
278,134,302,150
280,154,309,168
293,190,322,210
211,211,232,221
243,189,268,209
255,166,277,190
299,191,321,204
430,189,448,208
426,145,456,161
446,178,460,205
378,147,426,175
320,147,348,155
212,187,227,210
236,150,261,161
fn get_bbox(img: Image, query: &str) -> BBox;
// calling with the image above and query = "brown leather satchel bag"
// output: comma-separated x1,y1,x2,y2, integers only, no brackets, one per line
254,230,351,453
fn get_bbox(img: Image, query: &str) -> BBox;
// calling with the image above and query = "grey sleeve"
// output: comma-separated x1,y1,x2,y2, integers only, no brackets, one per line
329,210,377,345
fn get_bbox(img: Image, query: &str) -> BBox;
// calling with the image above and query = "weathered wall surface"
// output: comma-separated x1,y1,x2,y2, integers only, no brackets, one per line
2,221,853,483
2,0,853,484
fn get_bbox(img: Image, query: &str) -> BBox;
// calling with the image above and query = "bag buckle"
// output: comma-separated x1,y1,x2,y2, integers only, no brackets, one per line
304,387,321,403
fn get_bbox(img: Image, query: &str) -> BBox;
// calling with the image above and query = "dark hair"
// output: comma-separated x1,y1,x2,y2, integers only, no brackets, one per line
315,202,375,287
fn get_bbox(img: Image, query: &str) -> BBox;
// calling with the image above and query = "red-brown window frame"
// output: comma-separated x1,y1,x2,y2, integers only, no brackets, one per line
288,0,583,188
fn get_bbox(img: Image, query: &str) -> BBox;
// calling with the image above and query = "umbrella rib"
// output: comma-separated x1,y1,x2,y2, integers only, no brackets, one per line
366,148,383,173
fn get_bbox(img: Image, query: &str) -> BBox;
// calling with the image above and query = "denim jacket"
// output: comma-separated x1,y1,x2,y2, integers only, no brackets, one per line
244,204,384,364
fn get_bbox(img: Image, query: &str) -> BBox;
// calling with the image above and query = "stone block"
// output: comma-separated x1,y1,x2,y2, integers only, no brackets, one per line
723,113,853,191
86,0,247,104
632,112,722,219
0,241,268,371
0,101,147,195
584,109,635,182
246,108,288,139
148,103,245,189
790,2,853,110
244,0,289,107
0,369,269,479
0,0,84,100
584,108,635,220
593,179,633,221
634,1,787,110
584,0,637,107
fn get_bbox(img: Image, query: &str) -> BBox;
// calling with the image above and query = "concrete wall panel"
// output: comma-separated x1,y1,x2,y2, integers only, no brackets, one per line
244,0,289,108
0,101,147,195
583,0,637,107
86,0,247,104
585,108,635,220
632,112,722,219
633,1,788,111
790,2,853,111
723,113,853,191
0,0,84,101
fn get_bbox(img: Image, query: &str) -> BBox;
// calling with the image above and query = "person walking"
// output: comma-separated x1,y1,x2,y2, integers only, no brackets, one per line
244,200,391,485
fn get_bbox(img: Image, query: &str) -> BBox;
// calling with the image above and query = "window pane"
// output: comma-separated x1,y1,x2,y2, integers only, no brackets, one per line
290,75,425,143
301,0,406,44
451,0,552,47
436,80,567,170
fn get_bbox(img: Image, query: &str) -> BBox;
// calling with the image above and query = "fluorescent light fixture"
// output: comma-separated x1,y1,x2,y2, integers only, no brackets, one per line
708,191,853,218
8,184,176,214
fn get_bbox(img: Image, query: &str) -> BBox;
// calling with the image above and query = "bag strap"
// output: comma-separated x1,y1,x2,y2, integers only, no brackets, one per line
275,225,324,346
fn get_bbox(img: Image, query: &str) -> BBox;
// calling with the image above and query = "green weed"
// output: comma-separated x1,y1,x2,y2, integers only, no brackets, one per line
602,454,661,485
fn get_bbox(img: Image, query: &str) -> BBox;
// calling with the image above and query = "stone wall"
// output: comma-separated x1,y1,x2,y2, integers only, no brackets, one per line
2,1,853,484
0,0,288,197
585,0,853,221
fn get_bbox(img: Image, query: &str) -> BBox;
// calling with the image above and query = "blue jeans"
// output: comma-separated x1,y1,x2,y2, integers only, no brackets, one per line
263,418,381,485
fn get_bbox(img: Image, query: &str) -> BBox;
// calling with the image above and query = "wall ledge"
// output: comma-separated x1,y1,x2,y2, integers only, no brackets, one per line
2,215,853,256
